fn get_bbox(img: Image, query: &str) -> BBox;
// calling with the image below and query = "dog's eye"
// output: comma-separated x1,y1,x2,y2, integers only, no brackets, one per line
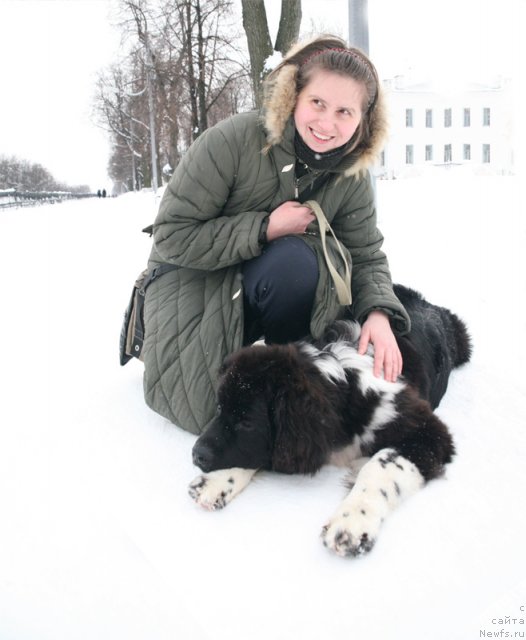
234,420,255,433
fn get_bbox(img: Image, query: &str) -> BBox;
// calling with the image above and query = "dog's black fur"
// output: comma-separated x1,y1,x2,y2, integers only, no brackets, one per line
192,285,471,479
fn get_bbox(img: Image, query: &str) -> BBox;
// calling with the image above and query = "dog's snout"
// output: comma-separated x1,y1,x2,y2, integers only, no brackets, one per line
192,442,214,471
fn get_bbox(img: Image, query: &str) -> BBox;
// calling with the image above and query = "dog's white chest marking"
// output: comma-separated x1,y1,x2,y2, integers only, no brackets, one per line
189,468,257,510
321,448,424,557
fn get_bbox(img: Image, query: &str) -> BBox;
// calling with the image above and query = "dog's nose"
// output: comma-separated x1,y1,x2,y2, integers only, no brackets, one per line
192,442,214,471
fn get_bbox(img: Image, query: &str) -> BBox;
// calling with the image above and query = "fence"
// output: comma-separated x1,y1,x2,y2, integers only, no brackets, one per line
0,189,97,209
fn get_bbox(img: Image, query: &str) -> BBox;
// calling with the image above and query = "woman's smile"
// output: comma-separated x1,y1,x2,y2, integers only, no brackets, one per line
309,127,334,143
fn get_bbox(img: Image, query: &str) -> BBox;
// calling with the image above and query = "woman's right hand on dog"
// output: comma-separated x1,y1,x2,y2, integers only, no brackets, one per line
266,201,315,241
358,310,403,382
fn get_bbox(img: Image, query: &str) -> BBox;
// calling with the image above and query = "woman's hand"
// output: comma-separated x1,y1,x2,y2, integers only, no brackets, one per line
266,201,315,241
358,310,403,382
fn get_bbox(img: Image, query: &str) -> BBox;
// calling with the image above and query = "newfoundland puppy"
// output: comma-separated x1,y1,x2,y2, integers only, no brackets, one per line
189,285,471,557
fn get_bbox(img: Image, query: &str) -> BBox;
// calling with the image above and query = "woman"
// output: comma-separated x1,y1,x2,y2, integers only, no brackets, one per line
141,35,410,435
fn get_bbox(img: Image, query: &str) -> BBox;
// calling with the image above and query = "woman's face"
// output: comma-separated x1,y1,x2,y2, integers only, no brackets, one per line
294,70,366,153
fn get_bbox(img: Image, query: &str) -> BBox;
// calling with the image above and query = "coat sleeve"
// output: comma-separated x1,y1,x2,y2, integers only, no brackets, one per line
152,121,269,270
332,174,411,334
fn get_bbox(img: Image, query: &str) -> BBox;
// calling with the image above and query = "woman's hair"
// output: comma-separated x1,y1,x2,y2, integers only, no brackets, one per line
263,35,382,156
288,36,378,113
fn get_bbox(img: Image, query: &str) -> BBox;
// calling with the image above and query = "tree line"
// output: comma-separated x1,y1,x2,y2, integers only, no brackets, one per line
0,155,90,194
93,0,302,192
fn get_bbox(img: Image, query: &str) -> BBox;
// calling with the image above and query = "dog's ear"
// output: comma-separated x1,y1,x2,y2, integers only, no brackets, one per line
218,351,238,377
271,373,337,475
219,345,271,378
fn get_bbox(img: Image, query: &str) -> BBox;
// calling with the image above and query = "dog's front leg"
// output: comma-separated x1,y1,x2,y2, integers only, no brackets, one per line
321,448,424,557
188,468,257,511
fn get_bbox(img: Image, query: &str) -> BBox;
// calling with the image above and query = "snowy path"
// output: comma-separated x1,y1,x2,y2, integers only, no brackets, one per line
0,177,524,640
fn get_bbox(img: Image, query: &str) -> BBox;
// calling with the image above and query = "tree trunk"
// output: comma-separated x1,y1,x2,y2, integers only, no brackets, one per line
241,0,302,108
241,0,273,108
275,0,302,55
196,0,208,134
184,1,200,140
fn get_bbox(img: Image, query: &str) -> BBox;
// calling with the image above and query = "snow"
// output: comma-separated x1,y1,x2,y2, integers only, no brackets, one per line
0,176,525,639
264,50,284,72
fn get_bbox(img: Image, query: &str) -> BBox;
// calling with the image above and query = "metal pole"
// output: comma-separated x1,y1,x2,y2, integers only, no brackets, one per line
348,0,369,54
348,0,377,193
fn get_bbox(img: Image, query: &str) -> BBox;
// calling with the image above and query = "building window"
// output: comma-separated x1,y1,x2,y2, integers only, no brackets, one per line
444,144,452,163
425,109,433,128
483,108,491,126
444,108,452,127
463,144,471,160
406,108,413,127
483,144,491,163
406,145,414,164
425,145,433,161
464,108,471,127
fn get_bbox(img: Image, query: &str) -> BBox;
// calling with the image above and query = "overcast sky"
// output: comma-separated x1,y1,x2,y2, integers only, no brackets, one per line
0,0,519,191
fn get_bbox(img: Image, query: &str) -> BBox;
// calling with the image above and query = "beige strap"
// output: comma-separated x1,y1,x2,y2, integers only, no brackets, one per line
304,200,352,305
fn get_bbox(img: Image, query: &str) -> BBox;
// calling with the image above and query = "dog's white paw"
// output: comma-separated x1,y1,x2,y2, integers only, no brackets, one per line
188,473,234,510
188,468,257,511
321,502,382,558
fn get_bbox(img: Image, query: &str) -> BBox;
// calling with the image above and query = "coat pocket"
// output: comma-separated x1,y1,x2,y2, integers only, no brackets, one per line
119,264,180,365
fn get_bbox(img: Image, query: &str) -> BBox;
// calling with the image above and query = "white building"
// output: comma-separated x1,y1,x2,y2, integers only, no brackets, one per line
378,74,514,178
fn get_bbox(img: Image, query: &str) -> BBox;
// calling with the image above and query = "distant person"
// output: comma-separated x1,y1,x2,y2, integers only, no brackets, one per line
133,35,410,435
97,189,101,198
102,189,107,198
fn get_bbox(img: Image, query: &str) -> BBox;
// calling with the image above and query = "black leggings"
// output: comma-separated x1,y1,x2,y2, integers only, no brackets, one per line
242,236,319,344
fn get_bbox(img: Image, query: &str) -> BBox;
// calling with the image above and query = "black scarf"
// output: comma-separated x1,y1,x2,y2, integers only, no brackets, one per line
294,130,354,172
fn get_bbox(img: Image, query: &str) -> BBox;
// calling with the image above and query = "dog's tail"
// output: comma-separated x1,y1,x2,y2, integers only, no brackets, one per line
394,284,472,369
446,310,472,367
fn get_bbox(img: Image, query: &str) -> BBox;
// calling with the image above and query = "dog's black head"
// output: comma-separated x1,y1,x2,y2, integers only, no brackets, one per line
192,346,276,472
192,343,339,475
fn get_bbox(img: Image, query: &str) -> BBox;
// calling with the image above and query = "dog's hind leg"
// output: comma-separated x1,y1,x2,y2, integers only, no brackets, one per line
188,468,257,511
321,449,424,557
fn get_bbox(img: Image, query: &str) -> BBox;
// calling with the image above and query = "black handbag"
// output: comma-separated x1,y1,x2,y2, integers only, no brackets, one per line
119,264,179,365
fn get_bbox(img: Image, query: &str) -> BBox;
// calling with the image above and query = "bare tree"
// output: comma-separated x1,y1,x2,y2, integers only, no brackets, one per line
94,0,252,184
175,0,250,140
242,0,302,107
93,60,150,191
124,1,160,190
0,155,89,193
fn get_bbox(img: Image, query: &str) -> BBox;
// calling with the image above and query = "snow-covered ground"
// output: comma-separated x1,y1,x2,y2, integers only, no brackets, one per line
0,175,525,640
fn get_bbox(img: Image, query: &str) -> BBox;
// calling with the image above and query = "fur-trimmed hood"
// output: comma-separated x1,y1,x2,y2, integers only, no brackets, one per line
261,46,389,178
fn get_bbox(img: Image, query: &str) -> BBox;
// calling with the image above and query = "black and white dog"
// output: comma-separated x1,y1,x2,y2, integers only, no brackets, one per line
189,285,471,557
